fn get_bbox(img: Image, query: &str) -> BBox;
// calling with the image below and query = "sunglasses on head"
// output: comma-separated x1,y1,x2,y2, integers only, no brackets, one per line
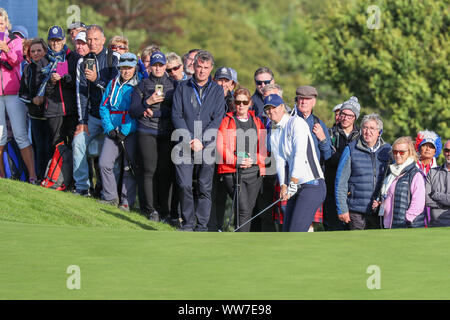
167,65,182,73
235,100,250,106
255,80,271,86
119,57,136,63
111,45,127,50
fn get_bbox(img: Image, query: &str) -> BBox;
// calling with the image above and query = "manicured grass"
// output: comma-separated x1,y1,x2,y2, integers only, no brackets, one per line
1,179,450,300
0,179,174,231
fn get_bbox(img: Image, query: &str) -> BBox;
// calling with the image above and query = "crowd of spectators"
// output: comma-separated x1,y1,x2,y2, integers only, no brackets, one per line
1,8,449,231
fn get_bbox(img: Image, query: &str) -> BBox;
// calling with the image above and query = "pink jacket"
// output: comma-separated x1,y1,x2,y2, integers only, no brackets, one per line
0,32,23,96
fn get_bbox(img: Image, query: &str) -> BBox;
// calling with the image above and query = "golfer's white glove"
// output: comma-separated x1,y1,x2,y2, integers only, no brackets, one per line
287,181,298,197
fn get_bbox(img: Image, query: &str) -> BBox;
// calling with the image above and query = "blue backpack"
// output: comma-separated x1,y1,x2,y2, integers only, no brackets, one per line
2,139,28,181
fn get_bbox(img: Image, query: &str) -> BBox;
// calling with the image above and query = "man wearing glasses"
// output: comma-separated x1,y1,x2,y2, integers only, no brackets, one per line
323,97,361,231
425,140,450,227
335,113,392,230
166,52,188,82
251,67,275,117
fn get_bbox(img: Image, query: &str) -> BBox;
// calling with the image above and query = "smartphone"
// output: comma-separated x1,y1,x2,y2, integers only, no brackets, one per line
86,58,95,71
0,32,4,41
155,84,163,96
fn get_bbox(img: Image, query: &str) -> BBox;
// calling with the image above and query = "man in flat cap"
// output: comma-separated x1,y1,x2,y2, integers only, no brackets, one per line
293,86,332,164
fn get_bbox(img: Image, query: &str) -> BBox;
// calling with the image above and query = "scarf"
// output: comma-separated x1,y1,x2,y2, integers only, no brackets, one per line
417,158,436,175
380,157,415,197
36,45,68,97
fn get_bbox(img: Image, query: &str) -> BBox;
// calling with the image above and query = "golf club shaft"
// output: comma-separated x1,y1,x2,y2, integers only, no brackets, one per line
234,198,282,232
120,140,135,176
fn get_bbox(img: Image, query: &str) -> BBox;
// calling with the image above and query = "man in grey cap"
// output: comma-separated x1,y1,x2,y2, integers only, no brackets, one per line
323,96,361,231
67,21,87,46
293,85,332,164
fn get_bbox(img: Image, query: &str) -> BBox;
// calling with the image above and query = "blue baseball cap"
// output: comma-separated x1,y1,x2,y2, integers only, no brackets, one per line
118,52,138,68
48,25,65,40
150,51,166,66
12,25,28,39
263,94,285,109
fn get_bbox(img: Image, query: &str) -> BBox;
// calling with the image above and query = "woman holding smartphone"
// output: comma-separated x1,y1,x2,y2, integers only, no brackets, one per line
129,51,176,222
216,87,266,231
0,7,37,183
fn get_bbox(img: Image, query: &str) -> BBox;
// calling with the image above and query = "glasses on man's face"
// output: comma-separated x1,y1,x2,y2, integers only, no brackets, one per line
362,126,378,133
235,100,251,106
111,45,127,50
167,65,182,73
444,148,450,153
255,79,271,86
393,150,408,156
339,112,355,119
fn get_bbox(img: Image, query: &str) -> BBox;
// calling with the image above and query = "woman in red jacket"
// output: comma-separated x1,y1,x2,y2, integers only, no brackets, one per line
217,87,266,231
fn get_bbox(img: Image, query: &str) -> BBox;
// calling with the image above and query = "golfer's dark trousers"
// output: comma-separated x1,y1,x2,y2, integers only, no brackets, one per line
176,161,215,231
223,170,262,232
283,178,326,232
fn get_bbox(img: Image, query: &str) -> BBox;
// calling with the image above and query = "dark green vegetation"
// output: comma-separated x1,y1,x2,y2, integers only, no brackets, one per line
37,0,449,144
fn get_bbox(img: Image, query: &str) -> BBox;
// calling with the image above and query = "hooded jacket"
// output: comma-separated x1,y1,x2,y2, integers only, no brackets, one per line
99,73,139,136
0,32,23,96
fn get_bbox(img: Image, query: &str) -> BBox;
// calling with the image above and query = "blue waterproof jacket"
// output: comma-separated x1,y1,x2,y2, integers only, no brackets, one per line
99,74,138,136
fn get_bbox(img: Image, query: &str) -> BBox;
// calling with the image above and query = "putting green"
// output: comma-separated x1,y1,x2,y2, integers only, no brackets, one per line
1,222,449,300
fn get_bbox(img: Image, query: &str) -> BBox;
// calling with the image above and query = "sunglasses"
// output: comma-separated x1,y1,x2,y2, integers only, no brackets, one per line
235,100,251,106
393,150,408,155
111,45,127,50
167,65,182,73
255,80,271,86
444,148,450,153
119,58,136,63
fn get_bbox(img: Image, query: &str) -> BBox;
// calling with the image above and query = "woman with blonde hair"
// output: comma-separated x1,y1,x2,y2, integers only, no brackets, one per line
0,7,37,183
373,136,426,228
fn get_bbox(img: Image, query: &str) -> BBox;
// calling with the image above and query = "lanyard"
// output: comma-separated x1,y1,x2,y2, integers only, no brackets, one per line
192,81,211,107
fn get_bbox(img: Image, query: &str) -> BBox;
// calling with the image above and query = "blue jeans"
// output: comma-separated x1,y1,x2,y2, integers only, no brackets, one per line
72,116,104,191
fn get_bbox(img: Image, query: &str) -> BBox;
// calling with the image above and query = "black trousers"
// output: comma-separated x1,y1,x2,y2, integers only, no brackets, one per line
138,132,174,216
207,168,229,231
223,170,262,232
47,114,77,148
251,174,278,231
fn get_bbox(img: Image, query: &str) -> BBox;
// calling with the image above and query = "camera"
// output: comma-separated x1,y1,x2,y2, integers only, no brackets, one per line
85,58,95,71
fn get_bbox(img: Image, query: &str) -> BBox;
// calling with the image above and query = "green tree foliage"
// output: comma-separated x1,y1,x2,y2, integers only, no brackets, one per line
313,0,450,142
38,0,107,40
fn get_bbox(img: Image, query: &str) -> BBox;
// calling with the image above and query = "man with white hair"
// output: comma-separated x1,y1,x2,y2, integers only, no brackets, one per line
335,113,392,230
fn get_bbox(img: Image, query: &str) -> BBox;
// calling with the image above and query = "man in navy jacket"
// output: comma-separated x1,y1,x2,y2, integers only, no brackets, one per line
171,50,225,231
72,25,118,195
